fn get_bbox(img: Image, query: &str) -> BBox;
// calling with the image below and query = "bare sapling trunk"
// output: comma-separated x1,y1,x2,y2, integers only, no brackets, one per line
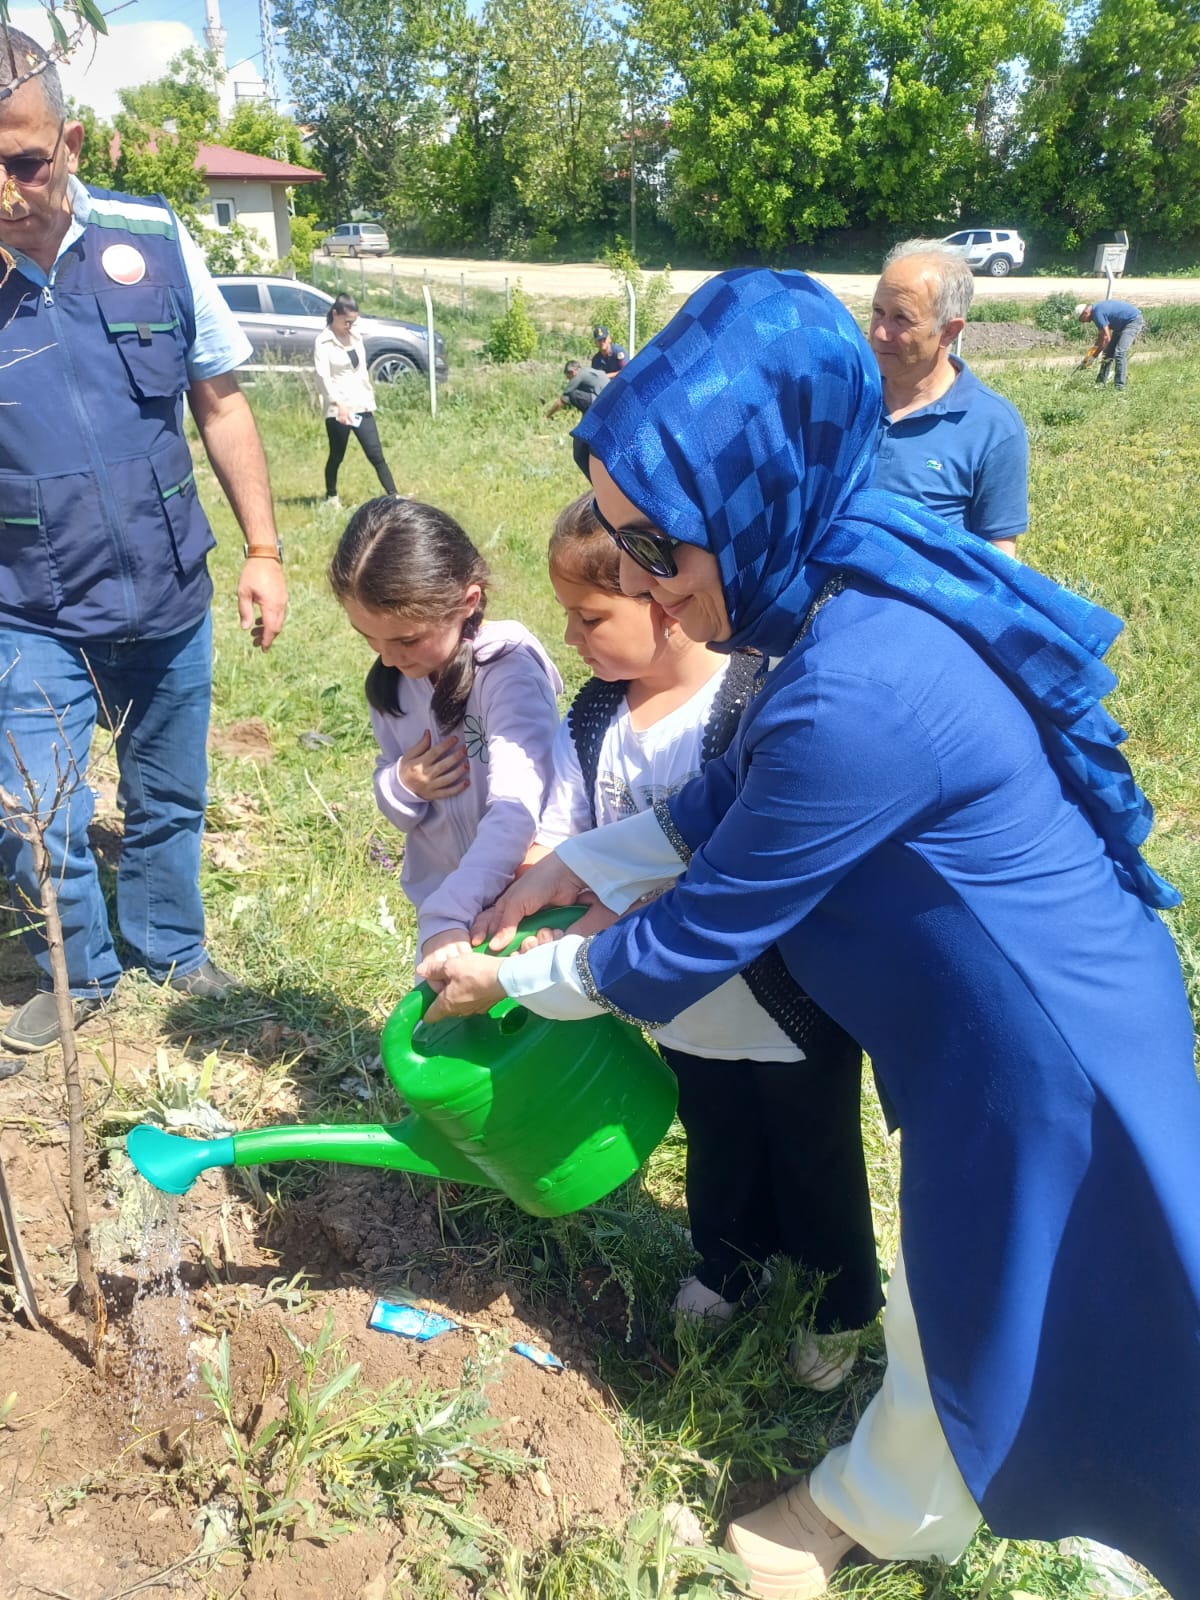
1,718,111,1368
28,815,106,1356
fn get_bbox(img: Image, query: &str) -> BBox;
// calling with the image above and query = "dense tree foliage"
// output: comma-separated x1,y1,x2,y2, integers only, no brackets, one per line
55,0,1200,263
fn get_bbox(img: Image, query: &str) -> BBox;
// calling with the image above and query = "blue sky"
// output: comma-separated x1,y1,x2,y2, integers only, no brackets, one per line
14,0,291,117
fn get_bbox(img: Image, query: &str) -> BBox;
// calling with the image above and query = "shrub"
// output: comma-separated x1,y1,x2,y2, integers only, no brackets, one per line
275,215,328,278
966,301,1027,324
482,284,538,363
1034,292,1088,339
194,218,268,276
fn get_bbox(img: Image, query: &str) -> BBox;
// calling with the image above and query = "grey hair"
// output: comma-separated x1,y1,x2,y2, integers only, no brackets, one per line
881,238,975,328
0,27,67,120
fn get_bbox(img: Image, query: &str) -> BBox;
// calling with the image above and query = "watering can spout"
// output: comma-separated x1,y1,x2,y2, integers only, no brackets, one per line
125,909,678,1216
126,1117,483,1196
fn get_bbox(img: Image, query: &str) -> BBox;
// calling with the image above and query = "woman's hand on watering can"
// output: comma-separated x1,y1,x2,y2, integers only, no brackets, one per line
417,950,506,1021
472,853,588,949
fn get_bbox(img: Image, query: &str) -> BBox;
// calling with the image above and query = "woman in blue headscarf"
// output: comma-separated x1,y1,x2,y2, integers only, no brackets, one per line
419,269,1200,1599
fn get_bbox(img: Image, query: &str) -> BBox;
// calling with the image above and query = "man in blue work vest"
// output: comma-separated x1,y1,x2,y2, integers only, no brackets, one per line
868,239,1029,560
0,31,288,1054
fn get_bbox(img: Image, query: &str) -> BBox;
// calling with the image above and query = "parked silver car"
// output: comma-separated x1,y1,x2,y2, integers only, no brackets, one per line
321,221,389,258
215,277,448,383
941,228,1027,277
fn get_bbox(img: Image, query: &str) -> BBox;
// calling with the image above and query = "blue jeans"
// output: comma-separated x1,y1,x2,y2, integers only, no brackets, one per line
0,616,212,997
1096,317,1145,389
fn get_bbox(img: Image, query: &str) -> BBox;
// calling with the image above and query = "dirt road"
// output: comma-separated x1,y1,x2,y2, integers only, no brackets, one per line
346,253,1199,307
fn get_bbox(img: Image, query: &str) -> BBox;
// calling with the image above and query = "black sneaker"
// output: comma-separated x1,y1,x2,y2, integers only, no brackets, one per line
0,991,105,1053
166,959,240,1000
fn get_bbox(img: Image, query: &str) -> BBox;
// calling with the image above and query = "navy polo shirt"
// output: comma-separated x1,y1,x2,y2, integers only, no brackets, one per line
872,358,1029,543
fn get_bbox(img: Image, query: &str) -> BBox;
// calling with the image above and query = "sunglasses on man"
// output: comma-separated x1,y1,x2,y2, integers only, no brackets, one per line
590,496,681,579
0,120,65,188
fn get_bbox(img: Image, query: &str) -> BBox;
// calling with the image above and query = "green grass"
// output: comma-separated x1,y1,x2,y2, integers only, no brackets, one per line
140,338,1200,1595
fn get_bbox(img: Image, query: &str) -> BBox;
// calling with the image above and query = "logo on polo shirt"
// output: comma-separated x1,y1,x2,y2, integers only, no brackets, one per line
924,458,944,471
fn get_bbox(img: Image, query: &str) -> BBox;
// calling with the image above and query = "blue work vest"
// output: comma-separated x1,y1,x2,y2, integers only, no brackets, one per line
0,187,215,641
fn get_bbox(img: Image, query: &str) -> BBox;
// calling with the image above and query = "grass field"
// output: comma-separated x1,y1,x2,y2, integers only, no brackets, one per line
153,318,1199,1595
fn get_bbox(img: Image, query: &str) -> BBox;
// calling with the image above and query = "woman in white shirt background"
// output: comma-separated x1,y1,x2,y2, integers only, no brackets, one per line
313,294,398,506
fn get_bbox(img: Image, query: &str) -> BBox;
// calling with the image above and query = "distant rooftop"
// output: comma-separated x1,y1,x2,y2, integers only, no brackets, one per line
195,144,323,183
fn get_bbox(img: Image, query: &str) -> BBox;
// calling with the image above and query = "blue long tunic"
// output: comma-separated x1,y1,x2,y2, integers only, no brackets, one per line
582,577,1200,1594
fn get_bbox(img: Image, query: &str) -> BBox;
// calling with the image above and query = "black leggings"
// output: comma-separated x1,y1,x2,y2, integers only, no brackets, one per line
660,1027,883,1332
324,413,397,498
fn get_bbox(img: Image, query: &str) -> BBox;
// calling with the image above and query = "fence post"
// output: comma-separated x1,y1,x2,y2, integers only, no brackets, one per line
505,276,510,312
626,280,637,357
422,279,438,421
334,260,342,292
460,272,466,315
391,262,396,309
359,257,366,297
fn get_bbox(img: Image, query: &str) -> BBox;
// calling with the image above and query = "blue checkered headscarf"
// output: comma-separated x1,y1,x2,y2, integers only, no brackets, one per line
573,268,1178,909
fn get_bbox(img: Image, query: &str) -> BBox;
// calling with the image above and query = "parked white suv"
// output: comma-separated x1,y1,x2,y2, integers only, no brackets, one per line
941,228,1026,277
322,221,390,258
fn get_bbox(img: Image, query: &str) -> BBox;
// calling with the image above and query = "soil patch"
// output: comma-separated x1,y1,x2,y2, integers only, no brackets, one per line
960,322,1064,357
208,719,276,763
1,1056,632,1600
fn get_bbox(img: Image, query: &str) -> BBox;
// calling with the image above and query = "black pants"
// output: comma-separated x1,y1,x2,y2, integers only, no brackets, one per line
324,413,397,498
660,1029,883,1333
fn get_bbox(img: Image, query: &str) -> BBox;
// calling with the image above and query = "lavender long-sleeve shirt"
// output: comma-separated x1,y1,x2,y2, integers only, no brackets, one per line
368,620,563,948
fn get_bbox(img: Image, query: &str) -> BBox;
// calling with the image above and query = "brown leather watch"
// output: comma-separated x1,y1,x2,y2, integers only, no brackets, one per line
243,537,284,563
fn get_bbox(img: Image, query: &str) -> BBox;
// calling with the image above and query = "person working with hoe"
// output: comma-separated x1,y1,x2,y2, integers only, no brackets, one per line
1075,298,1145,391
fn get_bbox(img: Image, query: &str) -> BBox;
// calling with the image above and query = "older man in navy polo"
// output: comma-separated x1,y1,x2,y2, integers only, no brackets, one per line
869,240,1029,559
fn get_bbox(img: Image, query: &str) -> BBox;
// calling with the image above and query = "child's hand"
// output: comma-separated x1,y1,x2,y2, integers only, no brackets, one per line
417,950,506,1021
420,929,473,963
400,730,470,801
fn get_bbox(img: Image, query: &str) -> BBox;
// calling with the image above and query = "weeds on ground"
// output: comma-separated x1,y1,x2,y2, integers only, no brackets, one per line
200,1313,531,1559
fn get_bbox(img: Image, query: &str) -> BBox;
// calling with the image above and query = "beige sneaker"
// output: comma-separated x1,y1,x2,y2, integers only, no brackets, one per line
789,1328,860,1392
725,1478,856,1598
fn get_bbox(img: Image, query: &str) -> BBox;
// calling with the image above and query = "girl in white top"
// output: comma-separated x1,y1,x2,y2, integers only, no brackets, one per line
329,496,562,963
313,294,397,504
527,496,880,1367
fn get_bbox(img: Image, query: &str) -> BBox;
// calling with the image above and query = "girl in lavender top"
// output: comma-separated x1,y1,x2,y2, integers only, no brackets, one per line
329,497,563,963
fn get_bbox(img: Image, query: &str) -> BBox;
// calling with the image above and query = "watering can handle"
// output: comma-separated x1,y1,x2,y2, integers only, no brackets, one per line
385,905,589,1054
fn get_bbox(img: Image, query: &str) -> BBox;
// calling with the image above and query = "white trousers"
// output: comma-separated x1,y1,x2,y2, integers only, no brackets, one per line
809,1246,982,1562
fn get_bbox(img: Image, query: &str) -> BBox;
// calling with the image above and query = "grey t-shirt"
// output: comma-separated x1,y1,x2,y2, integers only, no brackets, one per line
564,367,609,412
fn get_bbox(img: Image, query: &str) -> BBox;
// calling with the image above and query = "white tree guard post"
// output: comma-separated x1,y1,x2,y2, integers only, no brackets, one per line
423,278,438,419
627,281,637,357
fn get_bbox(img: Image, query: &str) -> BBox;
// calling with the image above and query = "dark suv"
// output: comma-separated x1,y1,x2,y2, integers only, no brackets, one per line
215,276,448,383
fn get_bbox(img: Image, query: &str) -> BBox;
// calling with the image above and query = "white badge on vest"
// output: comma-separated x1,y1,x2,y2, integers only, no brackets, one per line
101,243,147,285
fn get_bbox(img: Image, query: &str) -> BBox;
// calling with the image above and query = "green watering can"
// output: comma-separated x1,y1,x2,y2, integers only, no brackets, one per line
125,909,678,1217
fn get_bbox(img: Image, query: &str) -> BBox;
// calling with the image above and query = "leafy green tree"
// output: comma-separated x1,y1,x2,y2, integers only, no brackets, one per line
486,0,623,237
393,5,517,250
1007,0,1200,247
273,0,438,224
849,0,1065,229
70,99,116,189
665,5,851,252
114,46,221,142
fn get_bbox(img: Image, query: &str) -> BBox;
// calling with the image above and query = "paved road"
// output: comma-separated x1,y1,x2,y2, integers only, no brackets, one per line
339,253,1199,307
